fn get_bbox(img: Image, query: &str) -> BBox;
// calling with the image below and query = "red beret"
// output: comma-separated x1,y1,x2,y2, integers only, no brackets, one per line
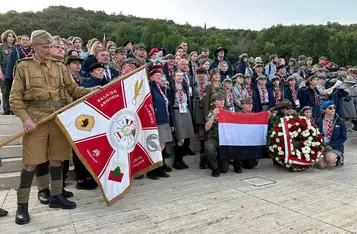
152,64,163,70
148,48,160,57
149,69,162,77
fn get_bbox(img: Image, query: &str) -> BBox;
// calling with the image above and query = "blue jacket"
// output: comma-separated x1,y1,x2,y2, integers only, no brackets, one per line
79,76,107,88
253,84,275,112
209,59,233,77
149,81,173,126
316,114,347,153
5,45,34,79
235,61,247,75
162,63,178,85
298,86,321,118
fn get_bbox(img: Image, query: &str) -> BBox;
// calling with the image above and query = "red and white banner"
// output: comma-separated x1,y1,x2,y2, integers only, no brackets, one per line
55,69,162,205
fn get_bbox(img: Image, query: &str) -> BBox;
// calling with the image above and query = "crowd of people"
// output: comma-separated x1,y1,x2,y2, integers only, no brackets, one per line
0,29,351,224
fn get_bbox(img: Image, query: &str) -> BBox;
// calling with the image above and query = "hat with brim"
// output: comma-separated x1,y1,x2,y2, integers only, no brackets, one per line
253,63,263,69
321,100,334,110
255,57,263,64
311,67,320,73
215,47,227,56
300,106,312,114
241,97,253,105
201,48,209,52
65,55,84,65
115,46,127,54
239,53,248,59
210,92,226,102
165,54,174,59
87,63,105,72
257,75,267,80
307,75,318,82
232,73,244,81
286,76,295,82
271,75,281,81
275,99,296,109
317,73,327,79
222,78,232,84
344,76,357,84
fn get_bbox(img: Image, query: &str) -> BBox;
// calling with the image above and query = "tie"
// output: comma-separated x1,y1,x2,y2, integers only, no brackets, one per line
274,89,280,105
261,87,266,104
105,68,111,82
327,119,332,140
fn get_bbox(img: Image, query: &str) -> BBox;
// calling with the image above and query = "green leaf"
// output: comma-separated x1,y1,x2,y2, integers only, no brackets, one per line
113,166,121,177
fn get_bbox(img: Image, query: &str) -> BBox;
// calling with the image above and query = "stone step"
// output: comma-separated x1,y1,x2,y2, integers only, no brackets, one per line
0,115,22,125
0,145,22,159
0,158,23,173
0,135,22,146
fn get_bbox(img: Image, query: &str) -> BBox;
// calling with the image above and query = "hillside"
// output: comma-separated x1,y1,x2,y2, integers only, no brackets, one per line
1,6,357,65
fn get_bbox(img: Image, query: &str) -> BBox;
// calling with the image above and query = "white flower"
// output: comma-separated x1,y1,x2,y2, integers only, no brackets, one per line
311,151,315,154
288,124,292,128
278,124,282,127
297,128,301,132
312,132,316,136
295,122,299,126
269,146,274,152
278,147,282,151
278,132,283,136
291,150,295,155
278,151,284,155
308,137,313,141
276,138,280,143
288,159,292,164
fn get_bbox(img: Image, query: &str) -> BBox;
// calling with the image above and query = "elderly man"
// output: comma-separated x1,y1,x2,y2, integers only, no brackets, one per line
109,46,127,73
10,30,95,225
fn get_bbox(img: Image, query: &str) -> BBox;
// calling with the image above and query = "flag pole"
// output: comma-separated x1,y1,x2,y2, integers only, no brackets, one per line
0,63,150,148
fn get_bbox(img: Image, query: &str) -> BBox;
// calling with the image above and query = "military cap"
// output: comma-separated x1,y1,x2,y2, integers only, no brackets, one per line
222,78,232,84
210,92,226,102
311,67,320,73
255,57,263,64
165,54,174,59
201,48,209,52
248,57,255,63
210,68,220,77
339,67,347,71
271,75,281,81
115,46,127,54
289,58,297,62
299,61,307,66
319,56,327,61
306,56,313,61
65,55,83,65
330,72,338,78
52,35,64,45
31,30,53,45
239,53,249,59
257,75,267,80
133,43,146,51
122,58,136,65
87,63,105,72
241,97,253,105
298,55,306,61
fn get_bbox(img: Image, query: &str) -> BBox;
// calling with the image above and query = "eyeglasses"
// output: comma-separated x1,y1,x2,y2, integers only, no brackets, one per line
327,106,336,110
284,107,293,110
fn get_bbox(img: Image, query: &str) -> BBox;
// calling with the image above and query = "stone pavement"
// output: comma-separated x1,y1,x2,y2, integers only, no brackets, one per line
0,139,356,234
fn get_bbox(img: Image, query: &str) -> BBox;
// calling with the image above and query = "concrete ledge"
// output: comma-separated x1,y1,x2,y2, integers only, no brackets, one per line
0,145,22,159
0,135,22,146
0,158,23,173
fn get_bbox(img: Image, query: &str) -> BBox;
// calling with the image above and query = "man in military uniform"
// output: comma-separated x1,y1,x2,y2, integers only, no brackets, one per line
108,46,127,73
205,92,242,177
10,30,95,225
132,44,147,66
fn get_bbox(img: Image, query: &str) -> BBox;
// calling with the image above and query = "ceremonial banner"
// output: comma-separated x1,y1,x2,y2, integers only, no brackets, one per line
55,69,162,205
219,109,269,160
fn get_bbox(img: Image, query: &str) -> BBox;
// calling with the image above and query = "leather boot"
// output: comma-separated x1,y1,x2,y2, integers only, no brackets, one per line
38,188,50,205
62,188,74,198
15,203,30,225
49,194,77,209
0,208,8,217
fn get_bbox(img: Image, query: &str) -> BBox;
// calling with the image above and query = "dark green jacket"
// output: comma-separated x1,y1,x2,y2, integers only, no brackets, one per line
0,44,11,74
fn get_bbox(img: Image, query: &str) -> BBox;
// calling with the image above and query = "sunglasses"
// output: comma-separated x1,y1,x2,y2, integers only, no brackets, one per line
327,106,336,110
284,107,294,110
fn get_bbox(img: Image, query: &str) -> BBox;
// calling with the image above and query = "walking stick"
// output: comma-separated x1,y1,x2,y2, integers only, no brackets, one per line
0,64,149,149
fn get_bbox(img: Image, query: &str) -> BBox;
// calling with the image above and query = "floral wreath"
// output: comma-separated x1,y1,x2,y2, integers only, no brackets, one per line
268,115,324,171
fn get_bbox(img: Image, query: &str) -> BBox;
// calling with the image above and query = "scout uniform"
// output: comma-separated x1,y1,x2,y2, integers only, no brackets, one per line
284,75,300,107
65,55,85,84
253,75,275,112
271,75,282,106
232,73,248,112
202,68,224,118
10,30,93,225
222,78,235,112
0,41,14,114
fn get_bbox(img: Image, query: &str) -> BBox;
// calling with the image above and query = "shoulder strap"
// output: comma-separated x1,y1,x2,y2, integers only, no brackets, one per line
57,62,66,100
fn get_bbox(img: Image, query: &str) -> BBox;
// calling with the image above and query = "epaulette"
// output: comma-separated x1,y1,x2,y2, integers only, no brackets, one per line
16,57,33,67
51,58,64,64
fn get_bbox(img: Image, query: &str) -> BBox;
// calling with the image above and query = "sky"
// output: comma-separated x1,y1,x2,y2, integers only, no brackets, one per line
1,0,357,30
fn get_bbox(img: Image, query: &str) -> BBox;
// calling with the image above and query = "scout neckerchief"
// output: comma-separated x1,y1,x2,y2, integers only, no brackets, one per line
20,46,34,58
274,87,280,105
313,88,319,106
290,86,297,102
261,86,267,104
199,81,205,96
326,118,332,140
157,84,169,114
227,90,233,107
246,85,253,99
178,88,184,109
168,65,174,78
237,84,245,98
7,46,13,57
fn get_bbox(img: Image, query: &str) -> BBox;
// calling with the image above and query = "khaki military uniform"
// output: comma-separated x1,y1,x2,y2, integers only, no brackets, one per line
108,61,123,73
10,57,92,165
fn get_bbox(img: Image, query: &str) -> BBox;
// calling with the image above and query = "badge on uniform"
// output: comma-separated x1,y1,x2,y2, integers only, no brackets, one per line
75,115,95,131
179,103,188,113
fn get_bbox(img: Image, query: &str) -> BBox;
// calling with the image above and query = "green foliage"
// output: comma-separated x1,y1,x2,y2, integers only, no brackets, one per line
1,6,357,65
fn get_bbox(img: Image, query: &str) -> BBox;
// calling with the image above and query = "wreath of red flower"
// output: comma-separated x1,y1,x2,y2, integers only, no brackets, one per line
268,115,324,171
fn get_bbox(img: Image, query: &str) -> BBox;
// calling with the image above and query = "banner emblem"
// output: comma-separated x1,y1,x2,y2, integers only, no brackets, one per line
75,115,95,131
